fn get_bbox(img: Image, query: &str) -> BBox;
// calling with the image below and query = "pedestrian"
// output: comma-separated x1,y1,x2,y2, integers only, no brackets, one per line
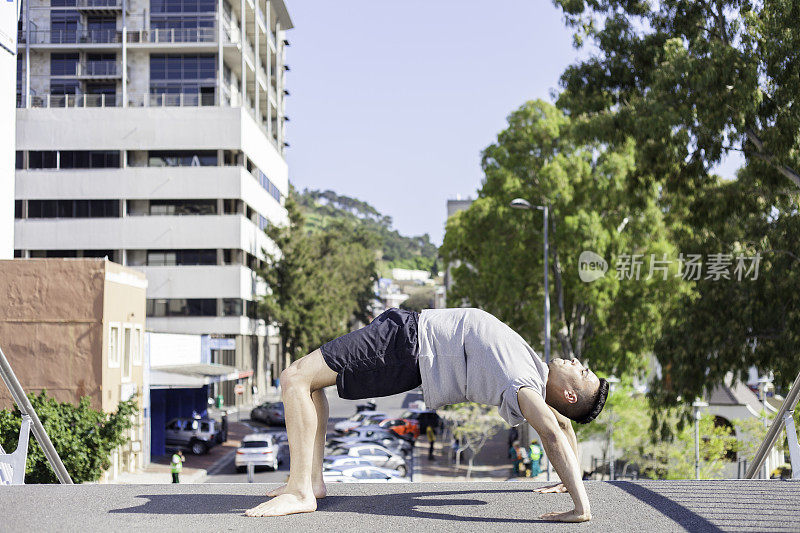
520,441,531,477
529,440,542,477
426,424,436,460
170,450,184,484
508,426,519,448
246,307,608,522
509,441,522,476
451,438,459,463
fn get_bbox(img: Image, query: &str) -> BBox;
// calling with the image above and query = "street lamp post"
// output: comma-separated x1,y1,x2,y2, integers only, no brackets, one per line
692,400,709,480
606,376,620,480
510,198,551,479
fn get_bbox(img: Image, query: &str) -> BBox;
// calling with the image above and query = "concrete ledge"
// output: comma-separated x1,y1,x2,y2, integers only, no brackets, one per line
0,480,798,532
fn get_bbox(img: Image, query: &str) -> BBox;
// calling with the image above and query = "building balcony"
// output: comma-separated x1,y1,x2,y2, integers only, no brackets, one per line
126,27,217,45
49,61,123,78
24,93,121,108
26,29,122,46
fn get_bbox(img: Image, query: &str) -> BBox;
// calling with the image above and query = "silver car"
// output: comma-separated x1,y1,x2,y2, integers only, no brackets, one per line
323,465,408,483
326,443,408,476
235,433,280,472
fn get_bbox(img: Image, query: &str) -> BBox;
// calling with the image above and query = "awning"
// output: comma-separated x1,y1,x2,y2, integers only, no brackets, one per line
149,364,254,389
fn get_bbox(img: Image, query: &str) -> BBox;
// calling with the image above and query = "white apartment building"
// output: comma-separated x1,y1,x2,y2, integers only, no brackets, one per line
13,0,292,406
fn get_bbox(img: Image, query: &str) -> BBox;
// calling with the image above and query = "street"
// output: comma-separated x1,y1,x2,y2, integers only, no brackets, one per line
205,387,422,483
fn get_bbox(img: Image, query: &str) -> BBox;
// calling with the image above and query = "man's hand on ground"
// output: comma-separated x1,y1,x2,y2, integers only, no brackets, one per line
540,509,592,522
533,483,567,493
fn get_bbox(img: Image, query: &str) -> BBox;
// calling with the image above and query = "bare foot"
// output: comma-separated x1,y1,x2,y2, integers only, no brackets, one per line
268,481,327,499
245,493,317,517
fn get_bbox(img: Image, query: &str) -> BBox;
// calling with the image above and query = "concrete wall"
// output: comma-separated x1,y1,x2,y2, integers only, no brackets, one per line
0,258,105,407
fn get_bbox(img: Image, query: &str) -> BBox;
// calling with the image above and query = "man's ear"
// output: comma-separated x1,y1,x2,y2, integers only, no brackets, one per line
563,389,578,404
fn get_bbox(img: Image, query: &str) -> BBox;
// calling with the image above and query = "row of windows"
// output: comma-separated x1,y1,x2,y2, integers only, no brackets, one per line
16,248,263,270
24,199,120,218
16,148,283,204
150,0,218,14
146,298,258,318
146,249,217,266
150,54,215,81
18,151,120,169
148,150,217,167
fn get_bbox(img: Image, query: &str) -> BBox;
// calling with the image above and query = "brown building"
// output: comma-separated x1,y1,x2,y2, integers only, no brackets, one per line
0,258,147,480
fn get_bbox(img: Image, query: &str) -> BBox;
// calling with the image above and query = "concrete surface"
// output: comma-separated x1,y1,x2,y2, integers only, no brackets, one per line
1,480,798,532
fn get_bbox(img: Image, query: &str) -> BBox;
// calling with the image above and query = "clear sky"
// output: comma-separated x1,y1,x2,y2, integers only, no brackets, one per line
283,0,583,245
283,1,741,245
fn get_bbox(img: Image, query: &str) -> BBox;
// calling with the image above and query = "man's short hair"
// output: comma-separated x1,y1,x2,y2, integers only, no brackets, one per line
574,378,609,424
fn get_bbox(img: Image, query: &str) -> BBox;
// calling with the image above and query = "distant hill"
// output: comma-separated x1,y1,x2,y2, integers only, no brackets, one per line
296,189,439,274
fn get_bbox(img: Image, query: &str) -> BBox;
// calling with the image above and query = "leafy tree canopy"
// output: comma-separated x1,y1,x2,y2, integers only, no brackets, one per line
554,0,800,195
441,100,686,375
260,188,379,361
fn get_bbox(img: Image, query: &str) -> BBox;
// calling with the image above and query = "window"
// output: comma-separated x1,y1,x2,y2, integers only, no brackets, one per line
133,326,142,365
14,200,22,219
50,11,79,44
149,55,216,101
15,151,23,169
122,326,132,380
50,53,78,76
222,298,243,316
108,323,120,367
50,80,80,96
146,249,216,265
59,151,120,169
86,15,116,43
146,298,217,316
27,200,120,218
149,199,217,215
28,151,57,169
147,150,217,167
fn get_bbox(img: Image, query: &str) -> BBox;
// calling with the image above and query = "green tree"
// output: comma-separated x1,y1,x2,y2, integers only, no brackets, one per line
440,100,686,374
439,402,507,478
260,189,378,361
0,391,137,484
650,165,800,407
553,0,800,194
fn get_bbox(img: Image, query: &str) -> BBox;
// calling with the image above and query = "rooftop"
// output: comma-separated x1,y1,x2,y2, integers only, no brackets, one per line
1,480,798,532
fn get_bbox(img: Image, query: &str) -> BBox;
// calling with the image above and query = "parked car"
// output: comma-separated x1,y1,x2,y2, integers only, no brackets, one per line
165,417,221,455
323,465,408,483
235,433,280,472
323,455,375,469
325,443,408,476
379,418,420,439
355,400,377,413
328,425,413,455
333,411,387,433
400,409,441,435
250,402,285,425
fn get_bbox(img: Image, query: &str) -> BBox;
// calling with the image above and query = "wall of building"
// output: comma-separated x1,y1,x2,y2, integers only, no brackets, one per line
0,259,105,408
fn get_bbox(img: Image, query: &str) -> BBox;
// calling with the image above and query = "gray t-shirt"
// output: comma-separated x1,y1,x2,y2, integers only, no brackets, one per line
416,308,548,427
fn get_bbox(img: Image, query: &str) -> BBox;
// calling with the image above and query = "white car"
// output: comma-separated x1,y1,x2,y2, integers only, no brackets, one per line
323,455,375,469
325,443,408,476
322,465,408,483
333,411,388,433
235,433,279,472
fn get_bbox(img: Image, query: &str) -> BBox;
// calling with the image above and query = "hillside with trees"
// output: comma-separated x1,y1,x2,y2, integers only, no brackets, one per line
296,189,439,274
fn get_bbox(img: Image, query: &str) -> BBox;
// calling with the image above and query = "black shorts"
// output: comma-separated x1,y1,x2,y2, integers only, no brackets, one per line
320,308,421,400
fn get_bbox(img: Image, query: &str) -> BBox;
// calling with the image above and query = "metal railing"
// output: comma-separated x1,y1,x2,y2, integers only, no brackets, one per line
126,27,216,44
745,369,800,479
23,93,120,108
50,61,120,77
43,0,121,8
27,29,121,45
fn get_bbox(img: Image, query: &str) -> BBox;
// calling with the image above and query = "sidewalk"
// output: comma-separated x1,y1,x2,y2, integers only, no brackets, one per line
114,418,256,484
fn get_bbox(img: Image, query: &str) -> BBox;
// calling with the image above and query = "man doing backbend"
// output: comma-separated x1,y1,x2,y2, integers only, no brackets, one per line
245,307,609,522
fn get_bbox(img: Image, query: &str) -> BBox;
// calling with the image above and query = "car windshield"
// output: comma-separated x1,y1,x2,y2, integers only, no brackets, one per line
343,430,358,437
243,440,270,448
349,413,365,422
331,447,349,456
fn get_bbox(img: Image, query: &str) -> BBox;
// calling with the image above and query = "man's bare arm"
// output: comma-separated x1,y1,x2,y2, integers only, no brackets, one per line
517,387,591,522
533,407,579,494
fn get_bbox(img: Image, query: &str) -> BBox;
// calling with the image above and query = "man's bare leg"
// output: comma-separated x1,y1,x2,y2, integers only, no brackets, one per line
267,387,329,498
246,349,336,517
